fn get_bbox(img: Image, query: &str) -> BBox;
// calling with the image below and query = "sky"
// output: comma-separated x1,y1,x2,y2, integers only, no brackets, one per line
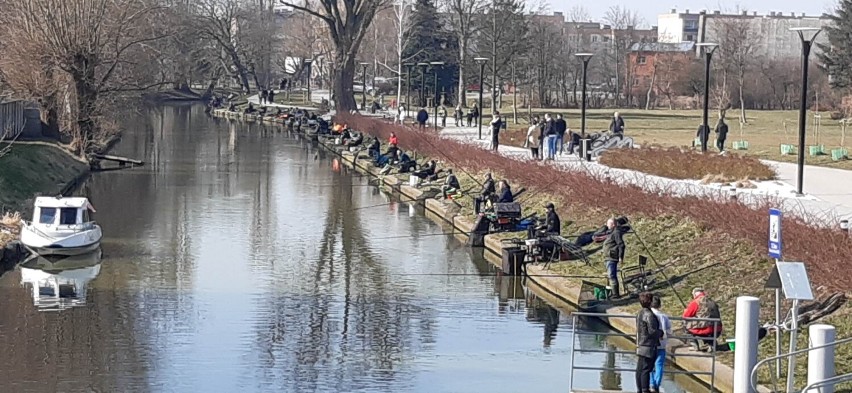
546,0,837,28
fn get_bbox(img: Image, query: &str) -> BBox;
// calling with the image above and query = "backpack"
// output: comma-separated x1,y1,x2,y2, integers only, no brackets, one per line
687,295,721,330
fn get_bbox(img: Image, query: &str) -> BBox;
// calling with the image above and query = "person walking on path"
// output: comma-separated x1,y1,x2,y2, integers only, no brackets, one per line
397,106,406,125
471,103,480,127
650,294,673,393
609,111,625,136
603,217,626,298
490,112,503,151
454,104,464,127
268,89,275,104
554,114,568,155
438,105,447,128
260,89,268,105
416,108,429,129
544,114,557,160
526,119,541,159
715,114,729,153
636,292,664,393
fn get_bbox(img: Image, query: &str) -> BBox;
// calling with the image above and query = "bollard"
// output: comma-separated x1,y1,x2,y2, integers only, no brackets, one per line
807,324,836,393
841,219,849,234
734,296,760,393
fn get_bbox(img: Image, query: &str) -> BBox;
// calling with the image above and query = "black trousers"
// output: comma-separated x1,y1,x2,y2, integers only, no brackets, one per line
717,138,726,152
492,136,499,151
636,354,654,392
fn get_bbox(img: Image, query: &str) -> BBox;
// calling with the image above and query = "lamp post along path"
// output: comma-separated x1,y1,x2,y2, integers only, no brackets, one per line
430,61,444,131
696,43,719,153
791,27,822,195
575,53,593,161
474,57,489,140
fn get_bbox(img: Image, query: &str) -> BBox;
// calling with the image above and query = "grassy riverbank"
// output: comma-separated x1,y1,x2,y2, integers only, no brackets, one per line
0,143,89,215
335,113,852,391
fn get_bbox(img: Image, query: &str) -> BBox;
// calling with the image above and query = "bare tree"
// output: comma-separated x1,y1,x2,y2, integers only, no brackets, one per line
442,0,488,107
1,0,169,157
603,6,644,107
282,0,391,111
712,17,760,123
478,0,529,113
566,5,590,22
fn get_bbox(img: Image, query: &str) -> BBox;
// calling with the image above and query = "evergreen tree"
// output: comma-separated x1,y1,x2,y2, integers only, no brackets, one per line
818,0,852,90
403,0,458,105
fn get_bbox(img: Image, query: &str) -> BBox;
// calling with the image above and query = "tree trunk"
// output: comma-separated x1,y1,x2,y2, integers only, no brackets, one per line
738,70,747,124
645,66,656,110
334,53,358,112
72,67,98,159
457,38,467,107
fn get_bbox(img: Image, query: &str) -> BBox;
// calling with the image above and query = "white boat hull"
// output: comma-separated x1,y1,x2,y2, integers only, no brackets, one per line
20,224,103,256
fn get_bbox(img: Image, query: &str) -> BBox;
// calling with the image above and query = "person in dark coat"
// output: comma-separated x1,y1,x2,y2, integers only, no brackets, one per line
537,202,560,235
696,124,711,150
414,159,437,179
603,217,626,298
260,89,268,105
635,292,664,393
474,173,496,215
268,89,275,104
715,115,729,152
609,112,625,136
490,112,503,151
497,180,513,203
441,169,461,199
554,114,568,155
416,108,429,129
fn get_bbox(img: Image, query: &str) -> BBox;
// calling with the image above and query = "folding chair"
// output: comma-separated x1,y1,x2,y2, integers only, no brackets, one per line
620,255,656,295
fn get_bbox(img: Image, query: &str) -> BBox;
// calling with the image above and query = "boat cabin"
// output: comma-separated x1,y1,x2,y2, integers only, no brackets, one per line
32,197,95,228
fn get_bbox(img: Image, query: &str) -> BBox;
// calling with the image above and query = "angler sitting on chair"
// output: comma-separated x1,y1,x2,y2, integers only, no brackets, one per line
375,144,399,167
473,173,496,215
497,180,514,203
367,137,381,159
441,169,461,199
413,160,437,180
397,151,417,173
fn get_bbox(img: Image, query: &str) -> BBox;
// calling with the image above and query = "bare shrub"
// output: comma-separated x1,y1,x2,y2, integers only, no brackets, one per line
599,146,776,182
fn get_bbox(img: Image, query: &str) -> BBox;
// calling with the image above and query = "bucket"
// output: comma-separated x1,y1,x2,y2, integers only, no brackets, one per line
409,175,419,187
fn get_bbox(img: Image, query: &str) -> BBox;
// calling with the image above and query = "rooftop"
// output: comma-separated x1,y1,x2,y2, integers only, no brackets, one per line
629,42,695,52
34,197,92,209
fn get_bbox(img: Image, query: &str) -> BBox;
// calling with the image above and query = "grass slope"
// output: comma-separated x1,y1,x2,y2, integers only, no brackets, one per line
0,143,89,213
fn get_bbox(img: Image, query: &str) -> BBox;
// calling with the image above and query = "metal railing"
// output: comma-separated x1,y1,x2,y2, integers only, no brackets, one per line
750,336,852,393
568,311,721,392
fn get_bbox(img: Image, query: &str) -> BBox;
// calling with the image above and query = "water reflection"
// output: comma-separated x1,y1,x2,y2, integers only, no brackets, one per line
19,249,102,311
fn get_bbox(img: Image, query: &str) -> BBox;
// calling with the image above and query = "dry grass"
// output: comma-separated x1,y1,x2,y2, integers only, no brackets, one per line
487,108,852,169
599,146,776,182
0,212,22,248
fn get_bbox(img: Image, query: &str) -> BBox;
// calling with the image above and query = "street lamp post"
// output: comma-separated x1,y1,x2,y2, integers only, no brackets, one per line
575,53,593,161
791,27,822,196
405,63,414,118
304,59,313,104
359,62,369,110
474,57,488,139
696,43,719,153
418,63,429,107
430,62,444,131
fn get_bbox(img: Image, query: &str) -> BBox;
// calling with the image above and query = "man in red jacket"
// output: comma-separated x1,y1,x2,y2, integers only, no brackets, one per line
682,288,723,351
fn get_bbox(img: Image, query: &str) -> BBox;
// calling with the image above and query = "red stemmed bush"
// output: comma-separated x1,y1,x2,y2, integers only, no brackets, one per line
339,113,852,292
599,145,776,181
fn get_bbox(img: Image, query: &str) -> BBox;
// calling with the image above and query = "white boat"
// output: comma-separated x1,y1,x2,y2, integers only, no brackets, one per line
20,249,102,311
20,197,102,256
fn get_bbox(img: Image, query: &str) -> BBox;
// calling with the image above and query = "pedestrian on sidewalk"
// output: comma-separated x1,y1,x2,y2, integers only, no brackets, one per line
715,114,728,153
535,115,546,161
650,294,673,393
260,89,268,105
454,104,464,126
527,119,541,159
636,292,663,393
471,103,480,127
397,106,406,125
439,105,447,128
610,111,625,137
466,109,474,128
555,114,567,155
490,112,503,151
416,108,429,129
544,114,557,160
268,89,275,104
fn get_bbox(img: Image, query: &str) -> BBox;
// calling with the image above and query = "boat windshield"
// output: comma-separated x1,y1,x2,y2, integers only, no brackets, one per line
38,208,57,224
59,208,78,225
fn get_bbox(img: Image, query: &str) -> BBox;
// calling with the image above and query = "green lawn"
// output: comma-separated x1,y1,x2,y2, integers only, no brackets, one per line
0,143,88,214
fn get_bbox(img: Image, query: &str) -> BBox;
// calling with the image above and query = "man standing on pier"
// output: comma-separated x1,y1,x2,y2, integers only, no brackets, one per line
603,218,626,298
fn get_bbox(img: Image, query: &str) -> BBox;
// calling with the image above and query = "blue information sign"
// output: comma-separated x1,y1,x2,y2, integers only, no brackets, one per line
768,208,782,259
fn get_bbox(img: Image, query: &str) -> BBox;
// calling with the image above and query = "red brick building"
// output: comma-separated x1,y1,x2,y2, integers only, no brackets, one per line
628,42,695,106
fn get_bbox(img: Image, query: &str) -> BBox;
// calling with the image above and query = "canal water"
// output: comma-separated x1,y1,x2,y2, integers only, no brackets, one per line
0,105,700,392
